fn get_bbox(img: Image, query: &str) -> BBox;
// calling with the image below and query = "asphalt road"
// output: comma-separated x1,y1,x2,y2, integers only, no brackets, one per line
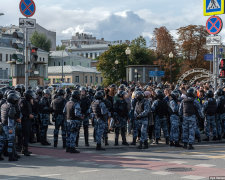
0,125,225,180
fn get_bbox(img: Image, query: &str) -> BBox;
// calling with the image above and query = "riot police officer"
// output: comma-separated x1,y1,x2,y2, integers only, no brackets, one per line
64,90,82,153
179,88,204,150
133,91,150,149
152,89,170,145
91,91,107,150
51,89,67,148
203,90,217,141
19,90,36,156
39,89,52,145
113,90,129,146
1,93,21,161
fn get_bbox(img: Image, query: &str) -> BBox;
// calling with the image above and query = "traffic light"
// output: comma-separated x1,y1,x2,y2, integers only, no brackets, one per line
30,46,38,70
11,31,24,64
219,59,225,78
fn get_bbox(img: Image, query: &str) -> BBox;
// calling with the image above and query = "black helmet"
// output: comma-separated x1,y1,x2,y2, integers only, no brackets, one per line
79,86,86,92
117,90,125,98
187,88,195,98
171,90,179,100
7,90,20,97
119,84,126,91
15,84,22,92
95,91,104,100
74,84,81,91
157,83,163,89
7,93,20,104
96,85,103,91
109,84,116,89
216,88,224,96
155,89,164,100
36,87,43,96
71,90,80,100
135,91,144,101
43,89,51,95
57,89,65,96
20,84,25,93
0,90,3,99
88,88,95,96
206,90,214,98
24,90,36,100
65,88,71,94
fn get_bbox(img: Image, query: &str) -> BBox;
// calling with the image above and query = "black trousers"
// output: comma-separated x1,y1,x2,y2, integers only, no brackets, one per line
22,120,31,148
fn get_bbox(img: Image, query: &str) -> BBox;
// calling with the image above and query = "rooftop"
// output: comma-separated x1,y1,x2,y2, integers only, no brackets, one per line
48,65,100,74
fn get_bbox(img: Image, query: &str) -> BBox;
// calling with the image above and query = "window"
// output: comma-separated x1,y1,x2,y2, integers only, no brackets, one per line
96,77,98,83
58,62,60,66
10,54,12,61
85,76,88,83
53,79,56,84
67,78,70,83
43,58,45,62
90,76,93,83
90,53,93,58
101,77,103,83
64,62,66,65
6,54,8,62
72,62,74,66
39,57,41,61
86,53,88,58
54,62,55,66
0,54,2,61
75,76,79,83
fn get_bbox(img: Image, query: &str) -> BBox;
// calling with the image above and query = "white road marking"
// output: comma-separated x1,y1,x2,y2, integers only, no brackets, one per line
194,164,216,167
1,178,19,180
40,174,61,177
190,155,209,157
152,171,173,175
181,175,205,180
146,158,163,161
123,168,145,172
168,161,187,164
57,158,74,162
36,155,52,159
79,169,100,173
99,164,117,168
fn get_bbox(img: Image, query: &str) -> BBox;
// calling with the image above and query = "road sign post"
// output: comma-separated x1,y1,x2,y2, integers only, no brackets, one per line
19,0,36,90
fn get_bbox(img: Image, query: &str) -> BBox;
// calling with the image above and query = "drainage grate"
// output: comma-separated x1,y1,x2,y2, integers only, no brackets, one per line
166,168,193,172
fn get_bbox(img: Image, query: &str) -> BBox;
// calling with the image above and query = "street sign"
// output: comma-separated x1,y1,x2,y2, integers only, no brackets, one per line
149,71,165,77
19,0,36,17
19,18,36,28
206,16,223,35
204,54,213,61
204,0,225,16
206,36,221,45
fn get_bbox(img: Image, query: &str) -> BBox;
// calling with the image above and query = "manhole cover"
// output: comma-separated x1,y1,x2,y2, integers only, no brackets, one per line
166,168,193,172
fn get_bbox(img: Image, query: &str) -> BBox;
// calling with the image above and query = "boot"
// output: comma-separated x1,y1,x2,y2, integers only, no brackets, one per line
70,147,80,153
122,141,129,146
105,138,109,146
170,141,175,147
22,147,32,156
212,136,217,141
223,133,225,139
15,153,21,159
0,154,4,161
197,137,201,143
183,143,188,149
138,141,143,149
166,137,169,145
63,141,66,149
54,141,57,148
8,154,18,161
84,128,89,147
96,144,105,151
66,147,70,153
175,142,183,147
203,137,209,141
218,135,222,140
188,144,194,150
130,138,136,145
114,138,118,146
155,138,159,144
143,141,148,149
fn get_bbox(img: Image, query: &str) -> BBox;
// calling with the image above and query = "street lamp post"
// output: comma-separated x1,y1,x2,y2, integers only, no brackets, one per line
62,50,64,83
125,47,131,83
169,52,174,84
115,60,119,82
134,69,138,82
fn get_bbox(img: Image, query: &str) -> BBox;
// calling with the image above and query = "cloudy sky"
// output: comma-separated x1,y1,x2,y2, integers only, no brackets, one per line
0,0,221,44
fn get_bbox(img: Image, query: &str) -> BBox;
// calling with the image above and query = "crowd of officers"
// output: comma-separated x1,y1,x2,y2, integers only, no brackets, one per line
0,82,225,162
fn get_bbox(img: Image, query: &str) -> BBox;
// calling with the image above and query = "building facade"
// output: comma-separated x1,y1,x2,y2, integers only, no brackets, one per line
48,65,103,86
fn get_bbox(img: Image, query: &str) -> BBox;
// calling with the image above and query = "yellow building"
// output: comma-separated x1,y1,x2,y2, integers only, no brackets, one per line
48,65,103,86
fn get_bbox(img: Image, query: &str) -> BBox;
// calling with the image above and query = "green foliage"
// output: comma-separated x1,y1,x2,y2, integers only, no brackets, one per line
56,45,66,51
30,31,52,52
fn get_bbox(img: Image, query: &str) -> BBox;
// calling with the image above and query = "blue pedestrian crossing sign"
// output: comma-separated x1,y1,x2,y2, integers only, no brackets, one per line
204,0,225,16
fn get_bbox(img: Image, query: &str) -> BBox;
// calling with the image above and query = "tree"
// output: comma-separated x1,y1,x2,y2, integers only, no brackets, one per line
30,31,52,52
152,27,178,82
129,36,156,65
56,45,66,51
97,44,128,86
177,25,210,75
